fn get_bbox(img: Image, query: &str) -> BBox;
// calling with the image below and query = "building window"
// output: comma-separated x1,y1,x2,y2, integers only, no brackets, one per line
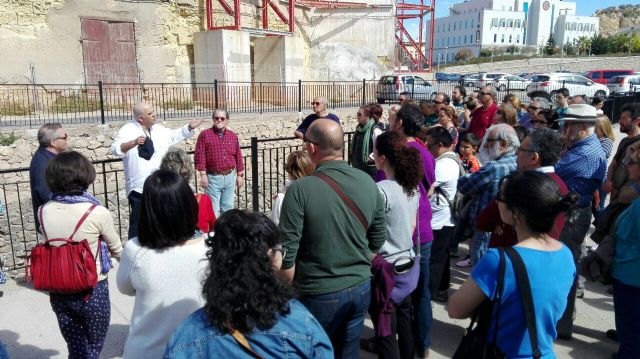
470,34,474,43
494,34,497,43
459,35,461,44
508,19,514,27
471,19,475,27
509,35,512,43
578,23,583,31
566,22,570,30
515,19,521,28
448,23,451,31
492,18,498,27
447,37,450,46
454,23,456,30
571,23,576,31
465,20,468,29
517,34,520,43
499,18,506,27
501,34,505,43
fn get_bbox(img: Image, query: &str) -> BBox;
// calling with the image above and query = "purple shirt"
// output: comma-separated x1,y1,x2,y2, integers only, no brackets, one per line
376,140,436,244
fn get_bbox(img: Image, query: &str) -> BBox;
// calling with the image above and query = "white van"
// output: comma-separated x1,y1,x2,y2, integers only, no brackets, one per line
607,75,640,95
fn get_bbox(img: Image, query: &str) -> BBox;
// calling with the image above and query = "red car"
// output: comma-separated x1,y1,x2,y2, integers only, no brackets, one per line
584,69,635,85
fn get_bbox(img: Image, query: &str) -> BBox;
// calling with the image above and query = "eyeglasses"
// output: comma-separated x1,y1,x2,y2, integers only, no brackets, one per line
311,102,323,106
517,147,536,153
303,135,319,146
57,134,68,140
213,116,227,121
272,246,287,260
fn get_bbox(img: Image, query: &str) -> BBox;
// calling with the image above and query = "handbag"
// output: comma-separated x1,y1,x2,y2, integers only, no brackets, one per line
27,204,100,296
453,248,506,359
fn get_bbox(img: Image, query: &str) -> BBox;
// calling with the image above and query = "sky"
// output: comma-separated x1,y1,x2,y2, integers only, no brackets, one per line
404,0,632,38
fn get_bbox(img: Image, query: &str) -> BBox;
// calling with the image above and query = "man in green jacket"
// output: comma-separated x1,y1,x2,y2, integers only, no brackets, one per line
279,119,387,359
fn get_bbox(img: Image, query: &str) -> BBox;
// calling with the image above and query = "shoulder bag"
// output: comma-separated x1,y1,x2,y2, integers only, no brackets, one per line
504,247,542,359
453,248,506,359
27,204,100,296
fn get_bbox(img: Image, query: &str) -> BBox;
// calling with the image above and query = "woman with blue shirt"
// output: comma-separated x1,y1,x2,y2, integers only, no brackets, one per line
611,149,640,359
448,171,577,358
164,210,333,358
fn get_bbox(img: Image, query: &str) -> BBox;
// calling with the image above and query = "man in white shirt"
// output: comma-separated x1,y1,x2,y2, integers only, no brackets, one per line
425,126,462,303
110,102,203,238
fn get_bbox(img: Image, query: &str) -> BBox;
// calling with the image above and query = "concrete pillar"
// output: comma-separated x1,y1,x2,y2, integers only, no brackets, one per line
253,36,304,83
193,30,251,83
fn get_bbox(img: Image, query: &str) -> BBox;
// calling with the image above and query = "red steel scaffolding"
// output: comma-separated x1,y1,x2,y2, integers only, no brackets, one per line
396,0,435,72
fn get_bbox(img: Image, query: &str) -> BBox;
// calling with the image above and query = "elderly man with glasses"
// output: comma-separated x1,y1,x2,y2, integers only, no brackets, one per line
194,109,244,218
467,85,499,140
294,96,340,140
29,123,69,233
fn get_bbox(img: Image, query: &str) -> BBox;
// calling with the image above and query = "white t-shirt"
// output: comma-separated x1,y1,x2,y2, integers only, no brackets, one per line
430,152,461,230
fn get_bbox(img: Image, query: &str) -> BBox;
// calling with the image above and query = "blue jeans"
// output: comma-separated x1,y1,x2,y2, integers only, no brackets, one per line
470,231,490,266
300,280,371,359
614,279,640,359
205,170,237,218
127,191,142,239
412,242,433,352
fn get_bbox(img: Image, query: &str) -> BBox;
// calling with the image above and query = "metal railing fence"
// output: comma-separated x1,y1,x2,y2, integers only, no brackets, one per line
0,132,354,272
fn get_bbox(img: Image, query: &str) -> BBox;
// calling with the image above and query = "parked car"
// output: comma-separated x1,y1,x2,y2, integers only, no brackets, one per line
526,72,609,101
584,69,635,85
436,72,461,82
491,75,531,91
459,73,483,87
607,75,640,95
376,74,437,103
472,72,511,89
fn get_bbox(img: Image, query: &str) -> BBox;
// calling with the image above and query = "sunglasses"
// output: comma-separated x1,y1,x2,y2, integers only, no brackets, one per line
303,135,319,146
311,102,323,106
57,134,68,140
433,100,444,105
213,116,227,121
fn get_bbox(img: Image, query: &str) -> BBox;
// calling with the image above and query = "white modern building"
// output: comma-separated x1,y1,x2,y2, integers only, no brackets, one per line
426,0,599,63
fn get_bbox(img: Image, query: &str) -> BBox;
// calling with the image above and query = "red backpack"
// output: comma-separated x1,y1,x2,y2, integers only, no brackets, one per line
27,204,99,295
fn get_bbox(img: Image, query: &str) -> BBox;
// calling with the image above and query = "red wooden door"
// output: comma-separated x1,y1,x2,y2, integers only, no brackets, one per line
81,19,137,84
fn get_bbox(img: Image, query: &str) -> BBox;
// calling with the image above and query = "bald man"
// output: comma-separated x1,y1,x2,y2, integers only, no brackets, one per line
293,96,340,139
110,101,204,238
280,119,386,358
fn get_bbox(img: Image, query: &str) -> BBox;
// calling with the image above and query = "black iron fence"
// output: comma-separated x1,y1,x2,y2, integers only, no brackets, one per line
0,133,354,272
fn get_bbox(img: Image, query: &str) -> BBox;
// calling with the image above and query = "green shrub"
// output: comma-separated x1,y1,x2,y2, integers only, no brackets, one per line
0,102,33,116
51,94,100,113
0,132,19,146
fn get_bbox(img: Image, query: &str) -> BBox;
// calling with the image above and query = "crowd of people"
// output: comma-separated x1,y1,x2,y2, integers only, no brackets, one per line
9,85,640,359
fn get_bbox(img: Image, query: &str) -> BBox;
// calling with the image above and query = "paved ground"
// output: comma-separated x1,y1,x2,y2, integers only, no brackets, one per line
0,243,619,359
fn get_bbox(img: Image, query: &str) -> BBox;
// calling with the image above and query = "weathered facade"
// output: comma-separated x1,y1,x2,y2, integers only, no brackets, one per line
0,0,395,85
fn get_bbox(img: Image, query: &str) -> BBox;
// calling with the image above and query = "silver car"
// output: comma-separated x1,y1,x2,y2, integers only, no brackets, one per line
607,75,640,95
526,72,609,100
492,75,531,91
376,75,437,103
472,72,510,89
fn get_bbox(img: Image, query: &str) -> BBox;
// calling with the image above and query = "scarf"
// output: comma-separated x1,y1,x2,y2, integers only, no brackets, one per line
50,191,113,274
355,119,375,164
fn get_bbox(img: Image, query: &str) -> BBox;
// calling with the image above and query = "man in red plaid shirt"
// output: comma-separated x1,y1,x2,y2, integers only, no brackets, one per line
194,109,244,217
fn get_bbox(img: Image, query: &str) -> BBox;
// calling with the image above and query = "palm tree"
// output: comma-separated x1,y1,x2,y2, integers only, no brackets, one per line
574,36,591,55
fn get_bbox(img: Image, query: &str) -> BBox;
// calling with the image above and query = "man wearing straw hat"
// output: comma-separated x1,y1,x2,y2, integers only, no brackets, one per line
554,104,607,339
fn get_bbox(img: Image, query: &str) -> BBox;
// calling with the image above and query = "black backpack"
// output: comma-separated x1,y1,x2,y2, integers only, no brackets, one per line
434,152,466,222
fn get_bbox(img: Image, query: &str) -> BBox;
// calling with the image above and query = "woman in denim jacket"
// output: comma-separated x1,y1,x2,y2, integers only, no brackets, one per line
164,210,333,358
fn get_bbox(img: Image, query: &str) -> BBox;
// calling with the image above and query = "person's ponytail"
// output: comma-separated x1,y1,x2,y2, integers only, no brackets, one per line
552,192,579,215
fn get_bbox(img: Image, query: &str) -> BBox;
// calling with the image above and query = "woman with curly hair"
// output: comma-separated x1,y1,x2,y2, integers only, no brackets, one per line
362,131,423,359
164,210,333,358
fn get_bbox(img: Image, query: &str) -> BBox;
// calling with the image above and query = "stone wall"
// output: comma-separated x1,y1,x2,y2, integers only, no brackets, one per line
444,55,640,75
0,107,362,272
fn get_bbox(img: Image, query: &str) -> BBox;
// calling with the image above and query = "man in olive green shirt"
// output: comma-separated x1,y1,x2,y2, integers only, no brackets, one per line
279,119,386,359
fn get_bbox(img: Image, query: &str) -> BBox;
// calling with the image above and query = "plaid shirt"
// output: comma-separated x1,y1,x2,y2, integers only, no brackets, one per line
194,128,244,173
555,134,606,208
457,152,517,221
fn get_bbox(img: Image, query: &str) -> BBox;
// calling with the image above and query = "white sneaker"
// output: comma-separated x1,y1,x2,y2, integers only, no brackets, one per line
456,258,472,268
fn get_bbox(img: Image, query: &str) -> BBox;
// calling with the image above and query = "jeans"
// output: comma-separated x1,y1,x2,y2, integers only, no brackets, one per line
430,226,454,295
470,231,490,266
205,170,237,218
557,206,592,337
127,191,142,239
377,297,414,359
300,280,371,359
50,280,110,359
614,279,640,359
412,242,433,352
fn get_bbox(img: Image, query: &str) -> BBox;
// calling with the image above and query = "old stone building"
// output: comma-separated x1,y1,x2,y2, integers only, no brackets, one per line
0,0,395,84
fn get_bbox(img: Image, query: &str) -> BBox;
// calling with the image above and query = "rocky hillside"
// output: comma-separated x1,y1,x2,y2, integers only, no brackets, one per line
595,4,640,37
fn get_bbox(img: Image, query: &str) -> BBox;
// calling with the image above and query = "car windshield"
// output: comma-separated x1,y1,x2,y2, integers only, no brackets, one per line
379,76,396,85
604,71,633,79
529,75,550,82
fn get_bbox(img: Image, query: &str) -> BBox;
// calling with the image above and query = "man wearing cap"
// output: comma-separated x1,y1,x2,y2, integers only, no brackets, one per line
294,96,340,139
111,102,204,239
467,86,499,140
554,104,607,339
195,109,244,218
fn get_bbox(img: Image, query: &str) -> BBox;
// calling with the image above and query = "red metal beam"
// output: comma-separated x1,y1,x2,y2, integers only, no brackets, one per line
289,0,295,33
296,0,368,8
396,3,433,11
218,0,234,15
206,0,213,30
395,34,418,65
395,0,434,72
397,20,429,65
269,1,290,24
263,0,268,30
